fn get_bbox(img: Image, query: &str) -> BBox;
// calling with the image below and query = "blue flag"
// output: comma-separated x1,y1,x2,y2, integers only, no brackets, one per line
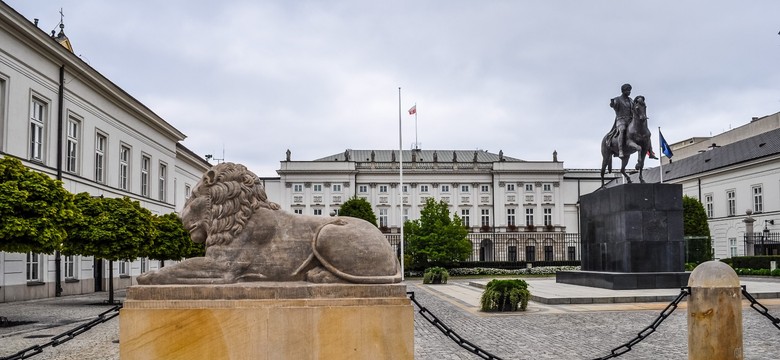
660,130,673,158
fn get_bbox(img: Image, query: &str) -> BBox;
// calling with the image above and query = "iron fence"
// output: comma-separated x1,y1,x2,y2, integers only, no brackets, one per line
386,232,581,268
743,232,780,256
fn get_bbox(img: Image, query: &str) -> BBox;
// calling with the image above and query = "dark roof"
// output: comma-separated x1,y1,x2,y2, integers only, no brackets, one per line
630,127,780,183
314,149,523,163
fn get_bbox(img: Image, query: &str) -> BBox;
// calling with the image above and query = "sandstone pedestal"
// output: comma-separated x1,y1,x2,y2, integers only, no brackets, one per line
120,283,413,360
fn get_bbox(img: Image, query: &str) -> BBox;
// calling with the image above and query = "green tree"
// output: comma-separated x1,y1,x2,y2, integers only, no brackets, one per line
683,195,713,264
148,213,198,267
339,196,378,227
64,193,156,303
404,198,471,270
0,156,78,254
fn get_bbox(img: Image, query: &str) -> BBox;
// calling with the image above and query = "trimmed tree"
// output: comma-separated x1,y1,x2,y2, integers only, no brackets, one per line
339,196,378,227
404,198,471,270
683,195,713,264
0,156,78,254
64,194,156,303
148,213,198,267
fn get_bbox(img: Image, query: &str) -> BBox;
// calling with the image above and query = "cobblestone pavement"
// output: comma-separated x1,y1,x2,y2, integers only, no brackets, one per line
1,281,779,360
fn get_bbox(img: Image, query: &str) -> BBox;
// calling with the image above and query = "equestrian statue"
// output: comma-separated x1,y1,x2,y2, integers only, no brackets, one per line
600,83,658,187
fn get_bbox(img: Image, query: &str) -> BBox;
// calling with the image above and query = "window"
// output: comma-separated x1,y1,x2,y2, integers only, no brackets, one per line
159,163,167,201
64,255,76,279
508,246,517,262
403,207,409,222
293,184,303,192
185,184,191,199
313,208,323,216
30,99,46,161
543,183,552,192
752,185,763,213
402,185,409,193
507,208,516,226
332,184,342,192
441,185,450,192
481,209,490,227
460,185,470,192
506,183,515,192
704,194,713,218
379,208,388,227
525,184,534,192
729,238,737,258
26,252,42,282
313,184,322,192
726,190,736,216
525,208,534,226
420,185,429,193
119,261,129,276
141,155,150,197
119,145,130,190
543,208,553,226
358,185,368,193
525,246,536,262
379,185,388,193
293,208,303,215
461,209,470,227
94,133,106,183
66,118,79,173
544,245,553,261
481,185,490,192
567,246,576,261
140,258,148,273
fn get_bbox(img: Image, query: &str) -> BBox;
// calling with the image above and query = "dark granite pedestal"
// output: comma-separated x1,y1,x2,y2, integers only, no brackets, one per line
557,183,690,289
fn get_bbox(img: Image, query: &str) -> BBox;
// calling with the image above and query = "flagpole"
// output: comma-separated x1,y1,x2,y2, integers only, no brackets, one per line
398,87,405,281
658,126,664,184
414,102,418,149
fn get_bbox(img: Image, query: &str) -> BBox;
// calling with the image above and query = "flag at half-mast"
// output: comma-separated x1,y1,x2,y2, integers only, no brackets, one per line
408,105,416,115
659,130,673,158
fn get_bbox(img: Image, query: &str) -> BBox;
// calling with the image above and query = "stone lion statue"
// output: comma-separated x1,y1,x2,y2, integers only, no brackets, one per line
137,162,401,284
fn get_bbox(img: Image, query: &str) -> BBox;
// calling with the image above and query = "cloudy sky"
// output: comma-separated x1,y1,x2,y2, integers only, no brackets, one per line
7,1,780,176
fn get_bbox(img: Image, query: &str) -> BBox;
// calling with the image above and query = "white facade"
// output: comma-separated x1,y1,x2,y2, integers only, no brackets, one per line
0,3,210,302
271,149,612,234
634,114,780,260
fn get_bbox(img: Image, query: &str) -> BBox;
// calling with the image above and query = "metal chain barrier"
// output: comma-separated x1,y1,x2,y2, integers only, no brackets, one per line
407,291,503,360
1,304,122,360
741,285,780,331
593,287,690,360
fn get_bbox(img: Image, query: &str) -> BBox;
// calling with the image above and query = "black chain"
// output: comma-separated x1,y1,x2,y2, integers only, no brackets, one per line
407,291,503,360
742,285,780,331
593,287,689,360
1,305,122,360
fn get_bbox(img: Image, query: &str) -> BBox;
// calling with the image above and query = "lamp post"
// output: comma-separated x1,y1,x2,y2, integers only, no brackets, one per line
762,221,770,256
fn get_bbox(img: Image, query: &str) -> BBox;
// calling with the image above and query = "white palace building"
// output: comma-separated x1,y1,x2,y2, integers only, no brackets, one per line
0,2,210,302
263,149,611,265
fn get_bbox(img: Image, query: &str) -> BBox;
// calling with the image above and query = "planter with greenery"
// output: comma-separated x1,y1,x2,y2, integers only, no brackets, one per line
423,267,449,284
480,279,530,312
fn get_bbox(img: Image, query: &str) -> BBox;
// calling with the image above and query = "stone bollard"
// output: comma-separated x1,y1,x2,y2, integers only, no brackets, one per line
687,261,743,360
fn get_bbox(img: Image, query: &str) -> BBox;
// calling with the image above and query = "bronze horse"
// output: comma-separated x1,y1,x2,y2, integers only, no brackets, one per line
600,95,652,186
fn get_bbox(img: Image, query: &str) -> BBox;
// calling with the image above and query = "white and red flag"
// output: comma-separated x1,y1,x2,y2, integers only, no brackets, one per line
408,105,416,115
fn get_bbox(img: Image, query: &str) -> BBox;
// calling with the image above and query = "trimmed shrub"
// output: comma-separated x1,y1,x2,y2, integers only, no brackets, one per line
480,279,530,312
423,267,449,284
448,266,579,276
722,256,780,270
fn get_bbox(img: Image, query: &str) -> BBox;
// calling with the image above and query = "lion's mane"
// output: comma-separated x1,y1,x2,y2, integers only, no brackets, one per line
192,162,280,247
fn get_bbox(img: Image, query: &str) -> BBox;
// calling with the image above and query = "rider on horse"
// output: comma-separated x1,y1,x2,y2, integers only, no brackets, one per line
607,83,658,159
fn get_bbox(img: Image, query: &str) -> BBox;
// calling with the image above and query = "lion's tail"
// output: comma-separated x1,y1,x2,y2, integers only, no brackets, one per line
309,220,402,284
